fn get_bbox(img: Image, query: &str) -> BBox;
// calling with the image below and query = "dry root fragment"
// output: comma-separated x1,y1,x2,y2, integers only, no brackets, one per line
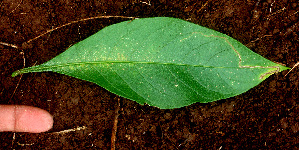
284,62,299,77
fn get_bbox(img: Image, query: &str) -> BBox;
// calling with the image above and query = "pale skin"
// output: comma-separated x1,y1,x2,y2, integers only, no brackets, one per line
0,105,53,133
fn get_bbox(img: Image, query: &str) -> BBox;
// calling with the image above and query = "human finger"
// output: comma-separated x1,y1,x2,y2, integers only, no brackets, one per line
0,105,53,133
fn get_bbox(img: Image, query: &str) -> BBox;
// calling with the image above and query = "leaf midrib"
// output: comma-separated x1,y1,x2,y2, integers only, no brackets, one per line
12,60,267,77
36,60,243,68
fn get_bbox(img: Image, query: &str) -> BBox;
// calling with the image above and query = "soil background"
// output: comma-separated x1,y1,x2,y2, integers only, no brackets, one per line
0,0,298,149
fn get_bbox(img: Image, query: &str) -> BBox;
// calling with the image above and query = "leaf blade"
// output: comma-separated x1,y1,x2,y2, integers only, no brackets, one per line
12,17,290,109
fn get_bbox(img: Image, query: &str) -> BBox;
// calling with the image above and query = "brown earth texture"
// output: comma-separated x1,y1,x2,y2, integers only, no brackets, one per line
0,0,299,149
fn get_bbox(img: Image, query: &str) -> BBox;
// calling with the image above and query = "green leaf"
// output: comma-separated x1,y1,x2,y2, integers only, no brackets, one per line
12,17,290,109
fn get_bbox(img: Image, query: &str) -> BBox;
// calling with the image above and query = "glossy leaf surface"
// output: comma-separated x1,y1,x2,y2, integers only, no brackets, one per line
12,17,289,109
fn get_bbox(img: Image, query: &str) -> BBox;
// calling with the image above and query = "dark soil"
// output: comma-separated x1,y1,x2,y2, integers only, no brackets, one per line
1,0,298,149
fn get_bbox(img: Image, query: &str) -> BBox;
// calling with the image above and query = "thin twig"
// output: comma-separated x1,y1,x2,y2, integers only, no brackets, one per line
51,126,87,134
197,0,211,13
26,16,137,44
10,51,25,101
9,0,23,14
266,7,286,20
1,16,136,48
111,97,121,150
0,42,19,49
284,62,299,77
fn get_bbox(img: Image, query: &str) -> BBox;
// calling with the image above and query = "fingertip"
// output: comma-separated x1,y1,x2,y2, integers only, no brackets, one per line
15,105,53,133
0,105,53,133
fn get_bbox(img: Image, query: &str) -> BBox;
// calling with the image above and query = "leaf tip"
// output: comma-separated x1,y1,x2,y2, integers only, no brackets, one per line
11,70,21,77
259,64,291,80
